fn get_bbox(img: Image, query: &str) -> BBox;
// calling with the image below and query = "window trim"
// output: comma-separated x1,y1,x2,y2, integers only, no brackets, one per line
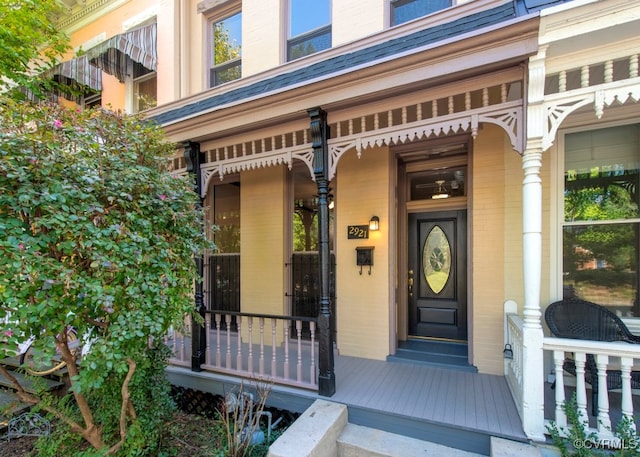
554,118,640,301
206,3,242,88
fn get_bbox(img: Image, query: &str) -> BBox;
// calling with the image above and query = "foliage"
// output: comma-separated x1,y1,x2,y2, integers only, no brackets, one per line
218,381,272,457
0,99,213,453
0,0,70,98
547,394,640,456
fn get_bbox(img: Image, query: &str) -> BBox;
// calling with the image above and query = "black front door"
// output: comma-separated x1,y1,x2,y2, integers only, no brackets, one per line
408,210,467,340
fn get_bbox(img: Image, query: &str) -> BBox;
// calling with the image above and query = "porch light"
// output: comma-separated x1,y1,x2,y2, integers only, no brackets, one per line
432,180,449,199
369,216,379,231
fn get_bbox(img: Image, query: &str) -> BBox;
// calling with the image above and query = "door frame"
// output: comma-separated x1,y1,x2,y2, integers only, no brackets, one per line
394,147,473,354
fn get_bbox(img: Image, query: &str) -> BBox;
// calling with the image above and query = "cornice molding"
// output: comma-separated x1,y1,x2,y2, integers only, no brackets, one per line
54,0,130,33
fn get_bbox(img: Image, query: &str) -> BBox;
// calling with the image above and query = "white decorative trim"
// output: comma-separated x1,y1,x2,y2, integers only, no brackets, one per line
541,78,640,151
200,145,314,197
327,102,523,180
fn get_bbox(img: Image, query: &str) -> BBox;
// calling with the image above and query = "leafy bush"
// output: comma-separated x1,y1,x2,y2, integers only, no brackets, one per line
547,394,640,456
0,99,213,454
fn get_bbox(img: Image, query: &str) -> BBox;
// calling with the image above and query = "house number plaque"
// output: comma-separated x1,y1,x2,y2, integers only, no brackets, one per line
347,225,369,239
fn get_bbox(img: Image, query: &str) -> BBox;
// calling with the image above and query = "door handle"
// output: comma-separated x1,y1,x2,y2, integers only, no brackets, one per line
408,269,414,298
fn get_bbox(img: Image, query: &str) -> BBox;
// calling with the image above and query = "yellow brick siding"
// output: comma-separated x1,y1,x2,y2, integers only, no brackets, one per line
334,147,391,360
240,166,287,316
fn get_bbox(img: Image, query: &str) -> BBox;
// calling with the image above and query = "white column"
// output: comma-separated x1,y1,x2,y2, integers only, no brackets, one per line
519,47,547,441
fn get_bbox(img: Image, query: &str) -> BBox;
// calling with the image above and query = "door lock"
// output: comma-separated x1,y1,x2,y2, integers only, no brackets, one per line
408,269,414,298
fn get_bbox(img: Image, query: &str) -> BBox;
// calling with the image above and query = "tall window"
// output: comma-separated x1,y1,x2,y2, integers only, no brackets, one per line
291,167,335,336
210,11,242,87
287,0,331,61
209,183,241,314
391,0,452,26
562,123,640,317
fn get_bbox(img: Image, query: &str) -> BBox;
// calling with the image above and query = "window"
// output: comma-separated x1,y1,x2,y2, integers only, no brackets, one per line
391,0,452,26
562,123,640,317
287,0,331,61
290,166,335,337
210,11,242,87
209,182,240,315
133,66,156,112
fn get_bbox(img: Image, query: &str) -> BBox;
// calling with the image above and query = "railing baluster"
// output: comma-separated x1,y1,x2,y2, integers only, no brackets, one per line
620,356,635,433
595,354,611,435
283,323,290,380
553,350,567,428
310,321,316,383
296,320,303,382
236,316,243,371
259,317,265,376
247,317,254,373
179,326,186,361
226,314,232,369
574,352,589,428
215,313,221,367
271,318,277,377
205,313,212,365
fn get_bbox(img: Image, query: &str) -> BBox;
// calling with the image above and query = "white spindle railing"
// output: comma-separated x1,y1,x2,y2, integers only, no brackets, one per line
166,312,318,390
505,312,524,418
543,338,640,438
505,309,640,443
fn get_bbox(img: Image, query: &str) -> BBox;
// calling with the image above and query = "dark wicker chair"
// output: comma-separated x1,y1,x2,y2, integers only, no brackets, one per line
545,298,640,415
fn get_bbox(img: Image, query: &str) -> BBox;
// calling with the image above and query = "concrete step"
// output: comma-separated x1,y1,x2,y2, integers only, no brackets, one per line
338,423,484,457
0,389,31,428
490,437,542,457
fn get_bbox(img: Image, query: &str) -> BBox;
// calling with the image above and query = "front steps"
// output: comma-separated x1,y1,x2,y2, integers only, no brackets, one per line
269,400,543,456
387,338,477,372
0,357,65,430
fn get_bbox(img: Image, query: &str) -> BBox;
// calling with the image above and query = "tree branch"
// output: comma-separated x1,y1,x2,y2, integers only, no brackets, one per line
107,358,137,455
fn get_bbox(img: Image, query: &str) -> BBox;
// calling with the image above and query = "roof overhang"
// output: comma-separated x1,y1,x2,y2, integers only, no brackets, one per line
147,10,540,145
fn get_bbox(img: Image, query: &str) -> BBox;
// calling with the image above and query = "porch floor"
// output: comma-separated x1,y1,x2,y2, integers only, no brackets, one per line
167,353,527,455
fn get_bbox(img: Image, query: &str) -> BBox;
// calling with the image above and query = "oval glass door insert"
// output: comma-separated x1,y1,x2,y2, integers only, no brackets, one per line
423,225,451,294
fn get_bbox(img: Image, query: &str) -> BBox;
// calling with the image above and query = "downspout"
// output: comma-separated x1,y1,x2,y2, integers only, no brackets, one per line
184,141,207,371
308,107,336,396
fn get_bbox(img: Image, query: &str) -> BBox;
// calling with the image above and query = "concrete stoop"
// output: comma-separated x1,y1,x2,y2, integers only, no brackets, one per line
268,399,544,457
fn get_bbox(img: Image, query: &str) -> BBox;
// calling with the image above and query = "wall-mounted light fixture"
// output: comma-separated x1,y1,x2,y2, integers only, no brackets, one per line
369,215,379,231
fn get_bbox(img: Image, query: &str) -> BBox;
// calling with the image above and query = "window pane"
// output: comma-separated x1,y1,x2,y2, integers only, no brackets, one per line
287,26,331,61
134,75,156,112
392,0,451,26
563,224,639,316
213,12,242,66
213,183,240,253
290,0,330,37
564,124,640,221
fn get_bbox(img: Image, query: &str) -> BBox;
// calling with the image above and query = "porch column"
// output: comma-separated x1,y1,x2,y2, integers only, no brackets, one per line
519,47,547,440
184,141,207,371
308,107,336,397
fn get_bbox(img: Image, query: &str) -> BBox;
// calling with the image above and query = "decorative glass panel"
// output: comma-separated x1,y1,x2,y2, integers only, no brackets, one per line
423,225,451,294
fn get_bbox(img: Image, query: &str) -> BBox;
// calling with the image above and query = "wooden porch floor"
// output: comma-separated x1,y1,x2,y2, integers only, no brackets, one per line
167,353,527,455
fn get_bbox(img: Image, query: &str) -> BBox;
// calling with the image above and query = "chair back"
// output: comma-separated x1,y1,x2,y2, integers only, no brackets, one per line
545,298,639,343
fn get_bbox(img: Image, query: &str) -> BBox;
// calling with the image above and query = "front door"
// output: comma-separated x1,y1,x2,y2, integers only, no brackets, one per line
408,210,467,340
